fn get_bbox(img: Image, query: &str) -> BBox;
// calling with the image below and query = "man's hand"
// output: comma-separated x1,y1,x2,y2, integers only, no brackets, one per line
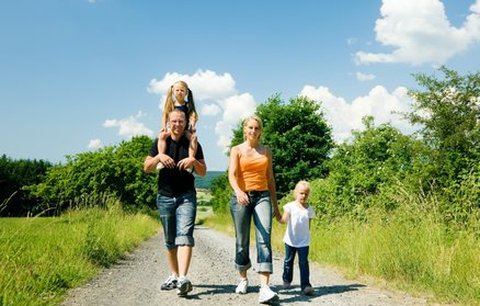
177,157,195,170
158,154,176,168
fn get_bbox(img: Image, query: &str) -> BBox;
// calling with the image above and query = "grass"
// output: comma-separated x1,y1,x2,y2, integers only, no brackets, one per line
204,209,480,306
0,204,159,306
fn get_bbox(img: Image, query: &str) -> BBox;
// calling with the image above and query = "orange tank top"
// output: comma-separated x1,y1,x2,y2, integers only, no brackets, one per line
237,152,269,192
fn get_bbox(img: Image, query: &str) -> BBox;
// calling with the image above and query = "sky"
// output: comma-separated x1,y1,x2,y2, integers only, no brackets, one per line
1,0,480,171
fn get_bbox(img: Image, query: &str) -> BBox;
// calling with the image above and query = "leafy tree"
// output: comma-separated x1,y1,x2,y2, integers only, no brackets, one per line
406,66,480,185
0,155,52,216
27,136,157,214
229,94,334,197
209,171,231,213
310,117,427,220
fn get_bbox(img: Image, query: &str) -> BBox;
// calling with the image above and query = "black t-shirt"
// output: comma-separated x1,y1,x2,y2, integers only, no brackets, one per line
149,136,204,197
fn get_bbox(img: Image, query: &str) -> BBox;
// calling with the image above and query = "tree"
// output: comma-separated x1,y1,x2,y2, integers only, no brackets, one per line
406,66,480,184
0,155,52,216
27,136,157,214
230,94,334,197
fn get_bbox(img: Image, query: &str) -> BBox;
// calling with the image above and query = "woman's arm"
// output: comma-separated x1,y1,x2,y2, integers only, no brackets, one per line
266,146,280,219
228,146,249,205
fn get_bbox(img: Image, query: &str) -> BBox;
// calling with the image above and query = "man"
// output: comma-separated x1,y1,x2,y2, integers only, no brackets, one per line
144,109,207,297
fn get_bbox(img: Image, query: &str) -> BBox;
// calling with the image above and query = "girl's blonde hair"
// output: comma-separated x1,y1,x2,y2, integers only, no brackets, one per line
163,80,198,125
294,180,310,195
242,115,263,140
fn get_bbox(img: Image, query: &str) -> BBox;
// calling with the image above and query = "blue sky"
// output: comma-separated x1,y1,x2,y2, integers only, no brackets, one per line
1,0,479,171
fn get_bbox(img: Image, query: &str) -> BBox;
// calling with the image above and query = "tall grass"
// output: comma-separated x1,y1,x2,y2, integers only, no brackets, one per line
309,208,480,305
0,202,159,306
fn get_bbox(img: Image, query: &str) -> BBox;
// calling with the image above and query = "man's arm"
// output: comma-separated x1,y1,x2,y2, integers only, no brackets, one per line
193,158,207,176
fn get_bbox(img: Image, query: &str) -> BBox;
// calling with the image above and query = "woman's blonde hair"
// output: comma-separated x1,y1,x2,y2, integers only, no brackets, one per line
243,115,263,140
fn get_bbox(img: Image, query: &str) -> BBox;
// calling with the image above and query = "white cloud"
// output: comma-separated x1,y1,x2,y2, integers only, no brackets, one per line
148,69,237,106
201,103,221,116
103,111,154,138
88,138,102,149
355,0,480,65
300,84,416,143
148,69,256,152
356,72,376,81
215,93,257,150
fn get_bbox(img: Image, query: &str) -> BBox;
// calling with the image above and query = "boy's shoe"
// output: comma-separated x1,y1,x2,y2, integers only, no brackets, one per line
303,286,314,295
177,277,193,296
160,275,177,290
156,162,165,171
235,278,248,294
258,285,279,304
282,281,291,289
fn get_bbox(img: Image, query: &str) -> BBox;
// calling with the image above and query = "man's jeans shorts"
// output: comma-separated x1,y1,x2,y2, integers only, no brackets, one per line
230,190,273,273
156,191,196,250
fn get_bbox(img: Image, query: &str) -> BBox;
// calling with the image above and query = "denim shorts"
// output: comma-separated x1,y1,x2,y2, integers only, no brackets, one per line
156,191,197,250
230,190,273,273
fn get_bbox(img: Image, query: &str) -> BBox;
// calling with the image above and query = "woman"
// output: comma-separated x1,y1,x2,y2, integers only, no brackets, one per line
228,115,281,304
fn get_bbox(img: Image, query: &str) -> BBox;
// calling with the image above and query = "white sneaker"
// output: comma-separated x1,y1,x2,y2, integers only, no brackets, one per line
156,162,165,170
235,278,248,294
176,277,193,296
258,285,279,304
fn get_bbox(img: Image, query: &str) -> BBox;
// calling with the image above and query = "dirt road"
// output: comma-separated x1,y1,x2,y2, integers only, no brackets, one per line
61,226,437,306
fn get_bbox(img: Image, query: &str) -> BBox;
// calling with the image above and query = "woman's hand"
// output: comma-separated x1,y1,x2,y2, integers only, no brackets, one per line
273,205,281,221
235,190,249,206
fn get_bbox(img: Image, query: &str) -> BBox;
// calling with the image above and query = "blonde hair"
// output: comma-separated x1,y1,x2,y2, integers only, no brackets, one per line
243,115,263,140
294,180,310,195
162,80,198,126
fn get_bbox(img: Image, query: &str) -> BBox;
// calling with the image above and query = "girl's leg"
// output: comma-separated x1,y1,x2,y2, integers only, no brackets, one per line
282,244,296,285
185,131,197,158
156,131,170,169
298,246,311,290
157,130,170,154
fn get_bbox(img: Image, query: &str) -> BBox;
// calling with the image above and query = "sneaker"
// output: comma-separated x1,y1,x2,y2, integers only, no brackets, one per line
177,277,193,296
303,286,314,295
161,275,177,290
235,278,248,294
258,285,279,304
282,281,291,289
156,162,165,171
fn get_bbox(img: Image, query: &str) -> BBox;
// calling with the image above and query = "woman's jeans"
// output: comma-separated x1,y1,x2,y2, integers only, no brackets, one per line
282,244,311,290
230,191,273,273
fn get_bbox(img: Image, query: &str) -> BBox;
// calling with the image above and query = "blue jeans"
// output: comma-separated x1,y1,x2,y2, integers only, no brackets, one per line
230,191,273,273
156,191,196,250
283,244,311,290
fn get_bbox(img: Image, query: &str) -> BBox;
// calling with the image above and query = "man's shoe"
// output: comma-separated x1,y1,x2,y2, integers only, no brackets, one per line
160,275,177,290
282,281,291,289
235,278,248,294
258,285,279,304
177,277,193,296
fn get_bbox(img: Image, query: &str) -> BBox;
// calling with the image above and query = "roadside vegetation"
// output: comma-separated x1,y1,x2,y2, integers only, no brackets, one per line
0,200,158,306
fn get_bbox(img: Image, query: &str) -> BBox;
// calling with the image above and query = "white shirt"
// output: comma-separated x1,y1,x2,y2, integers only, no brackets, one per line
282,201,315,248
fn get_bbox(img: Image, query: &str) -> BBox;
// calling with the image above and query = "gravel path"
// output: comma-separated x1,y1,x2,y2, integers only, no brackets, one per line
61,226,443,306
